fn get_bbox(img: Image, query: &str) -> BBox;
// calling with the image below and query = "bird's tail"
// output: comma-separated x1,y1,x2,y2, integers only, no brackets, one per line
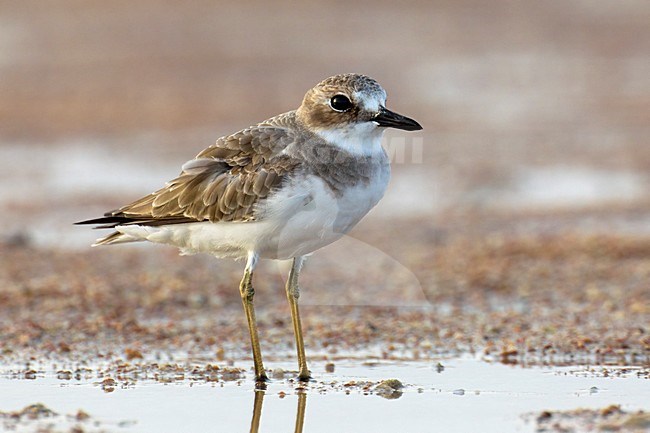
91,231,142,246
75,216,144,246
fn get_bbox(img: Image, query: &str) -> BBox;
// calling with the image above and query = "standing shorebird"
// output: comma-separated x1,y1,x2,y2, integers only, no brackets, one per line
76,74,422,384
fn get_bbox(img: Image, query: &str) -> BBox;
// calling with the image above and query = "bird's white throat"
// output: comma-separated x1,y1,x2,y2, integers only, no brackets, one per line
314,122,385,157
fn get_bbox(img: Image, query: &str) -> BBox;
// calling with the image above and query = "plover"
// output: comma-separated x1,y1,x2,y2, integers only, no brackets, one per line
76,73,421,384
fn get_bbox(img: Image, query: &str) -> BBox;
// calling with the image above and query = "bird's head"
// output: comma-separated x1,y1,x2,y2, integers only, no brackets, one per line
296,74,422,155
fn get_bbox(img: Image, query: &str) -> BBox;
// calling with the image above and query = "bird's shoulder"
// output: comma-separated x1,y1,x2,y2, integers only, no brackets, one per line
196,111,300,161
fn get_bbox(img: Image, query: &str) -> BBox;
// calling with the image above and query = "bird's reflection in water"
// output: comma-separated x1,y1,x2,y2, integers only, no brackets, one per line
248,390,307,433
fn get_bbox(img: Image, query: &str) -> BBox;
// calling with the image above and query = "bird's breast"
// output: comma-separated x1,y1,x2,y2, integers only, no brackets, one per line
253,157,390,259
329,159,390,233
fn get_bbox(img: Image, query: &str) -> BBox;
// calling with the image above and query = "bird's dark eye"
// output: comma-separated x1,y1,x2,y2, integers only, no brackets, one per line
330,94,352,112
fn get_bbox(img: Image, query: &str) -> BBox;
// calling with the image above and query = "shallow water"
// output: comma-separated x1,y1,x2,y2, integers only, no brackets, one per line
1,358,648,433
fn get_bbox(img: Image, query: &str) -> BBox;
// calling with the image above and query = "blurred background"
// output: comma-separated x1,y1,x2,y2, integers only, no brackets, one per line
0,0,648,366
1,0,649,248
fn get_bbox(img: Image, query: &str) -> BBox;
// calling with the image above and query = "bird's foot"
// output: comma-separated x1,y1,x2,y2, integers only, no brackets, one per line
296,372,312,383
254,374,269,390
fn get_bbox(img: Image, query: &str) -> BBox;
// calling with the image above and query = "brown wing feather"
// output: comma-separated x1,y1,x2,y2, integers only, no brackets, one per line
105,112,301,225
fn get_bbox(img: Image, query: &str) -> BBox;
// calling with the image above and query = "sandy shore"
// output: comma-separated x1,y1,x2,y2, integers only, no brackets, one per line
1,208,648,371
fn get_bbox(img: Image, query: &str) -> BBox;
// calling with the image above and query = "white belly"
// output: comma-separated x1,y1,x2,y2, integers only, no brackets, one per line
115,169,390,260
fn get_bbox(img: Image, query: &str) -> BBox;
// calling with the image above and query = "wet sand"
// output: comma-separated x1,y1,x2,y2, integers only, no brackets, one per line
1,215,649,367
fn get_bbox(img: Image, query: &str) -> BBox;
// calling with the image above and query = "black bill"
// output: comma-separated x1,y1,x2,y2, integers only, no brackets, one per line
373,106,422,131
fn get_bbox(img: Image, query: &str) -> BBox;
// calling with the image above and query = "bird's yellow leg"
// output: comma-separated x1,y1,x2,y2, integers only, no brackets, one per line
240,253,268,385
286,256,311,381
